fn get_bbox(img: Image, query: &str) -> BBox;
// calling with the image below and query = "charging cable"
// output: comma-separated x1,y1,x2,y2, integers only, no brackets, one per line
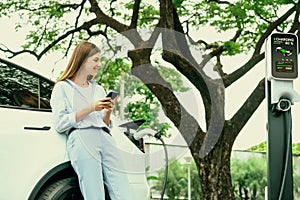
272,98,292,200
134,129,168,200
278,110,292,200
154,133,168,200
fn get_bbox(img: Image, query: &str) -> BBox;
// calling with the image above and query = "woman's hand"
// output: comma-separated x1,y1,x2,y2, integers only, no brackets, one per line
75,97,117,123
94,97,116,112
98,97,117,126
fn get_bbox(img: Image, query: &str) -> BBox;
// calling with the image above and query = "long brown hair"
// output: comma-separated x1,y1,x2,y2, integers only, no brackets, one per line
56,41,100,83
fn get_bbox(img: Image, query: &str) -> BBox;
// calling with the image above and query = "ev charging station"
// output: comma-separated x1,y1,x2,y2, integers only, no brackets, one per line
265,33,300,199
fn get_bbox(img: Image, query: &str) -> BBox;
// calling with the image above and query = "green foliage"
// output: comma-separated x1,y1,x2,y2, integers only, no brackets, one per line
0,0,111,55
125,92,167,134
1,1,81,53
138,4,160,27
231,155,300,199
247,141,267,152
152,158,202,199
222,41,242,56
294,171,300,197
1,0,298,66
173,0,185,8
156,66,189,92
292,143,300,156
248,141,300,197
179,0,296,56
123,1,159,27
95,58,188,136
231,157,267,199
96,58,131,90
248,141,300,156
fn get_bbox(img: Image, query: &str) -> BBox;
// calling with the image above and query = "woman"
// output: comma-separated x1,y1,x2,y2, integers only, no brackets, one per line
50,41,130,200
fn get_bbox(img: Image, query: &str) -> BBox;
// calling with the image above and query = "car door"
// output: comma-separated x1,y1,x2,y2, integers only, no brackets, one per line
0,58,67,199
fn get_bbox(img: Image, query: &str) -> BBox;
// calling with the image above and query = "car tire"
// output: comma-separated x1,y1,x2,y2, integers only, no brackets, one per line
37,177,83,200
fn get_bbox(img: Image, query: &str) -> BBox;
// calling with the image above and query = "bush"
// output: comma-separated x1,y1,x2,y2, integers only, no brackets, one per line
152,158,202,199
231,157,267,200
152,155,300,199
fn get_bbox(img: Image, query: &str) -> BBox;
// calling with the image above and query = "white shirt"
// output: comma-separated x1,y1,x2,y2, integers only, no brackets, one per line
50,79,111,134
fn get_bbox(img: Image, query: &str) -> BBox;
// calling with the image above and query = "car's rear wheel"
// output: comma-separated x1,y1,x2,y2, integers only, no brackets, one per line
37,177,83,200
37,177,111,200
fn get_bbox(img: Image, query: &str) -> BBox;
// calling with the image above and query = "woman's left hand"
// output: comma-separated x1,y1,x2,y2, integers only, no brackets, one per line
102,97,117,126
105,97,117,112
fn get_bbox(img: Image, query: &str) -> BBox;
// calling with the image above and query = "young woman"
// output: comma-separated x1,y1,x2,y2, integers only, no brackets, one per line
50,41,130,200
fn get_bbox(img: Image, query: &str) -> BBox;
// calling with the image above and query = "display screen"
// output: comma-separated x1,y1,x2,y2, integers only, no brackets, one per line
271,33,298,79
275,61,294,73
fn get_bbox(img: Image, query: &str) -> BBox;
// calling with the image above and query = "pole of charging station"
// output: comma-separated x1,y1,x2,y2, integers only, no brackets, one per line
266,80,293,199
265,33,300,200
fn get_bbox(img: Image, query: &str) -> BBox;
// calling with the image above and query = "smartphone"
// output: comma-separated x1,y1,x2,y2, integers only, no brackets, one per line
106,91,118,100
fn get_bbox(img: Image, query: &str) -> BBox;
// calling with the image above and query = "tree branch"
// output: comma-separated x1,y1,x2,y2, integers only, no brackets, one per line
88,0,128,33
224,53,265,87
223,5,296,87
289,1,300,33
1,18,100,60
228,78,265,142
35,15,53,51
129,55,206,147
129,0,141,29
65,0,87,57
88,0,143,47
37,18,100,59
0,44,38,58
17,2,82,12
252,5,296,56
159,0,215,127
207,0,231,5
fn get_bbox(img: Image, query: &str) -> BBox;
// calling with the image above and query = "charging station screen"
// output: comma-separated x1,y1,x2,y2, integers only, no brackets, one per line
271,33,298,79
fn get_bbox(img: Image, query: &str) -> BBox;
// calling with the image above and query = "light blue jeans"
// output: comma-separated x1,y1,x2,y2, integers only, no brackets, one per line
67,128,130,200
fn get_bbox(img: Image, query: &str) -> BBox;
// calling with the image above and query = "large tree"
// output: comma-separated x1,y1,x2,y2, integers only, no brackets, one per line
1,0,299,199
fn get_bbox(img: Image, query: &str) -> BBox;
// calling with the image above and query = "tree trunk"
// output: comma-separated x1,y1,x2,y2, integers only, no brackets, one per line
192,131,235,200
128,42,241,200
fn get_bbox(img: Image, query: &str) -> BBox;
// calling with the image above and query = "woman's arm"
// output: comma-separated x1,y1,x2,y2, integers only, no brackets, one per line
76,98,112,123
103,110,112,126
50,82,77,133
75,105,94,122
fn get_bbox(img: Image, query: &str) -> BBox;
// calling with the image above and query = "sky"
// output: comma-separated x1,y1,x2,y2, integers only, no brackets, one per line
0,12,300,151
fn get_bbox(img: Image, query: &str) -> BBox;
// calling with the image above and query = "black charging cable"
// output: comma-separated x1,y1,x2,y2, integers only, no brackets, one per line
154,133,168,200
278,109,292,200
272,98,292,200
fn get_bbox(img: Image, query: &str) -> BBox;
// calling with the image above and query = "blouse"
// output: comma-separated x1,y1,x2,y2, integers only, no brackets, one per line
50,79,111,134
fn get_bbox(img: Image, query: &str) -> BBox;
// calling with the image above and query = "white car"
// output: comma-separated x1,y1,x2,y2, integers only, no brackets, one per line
0,58,150,200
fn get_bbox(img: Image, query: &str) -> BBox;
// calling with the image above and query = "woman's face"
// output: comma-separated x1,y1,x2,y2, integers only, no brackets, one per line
80,52,101,77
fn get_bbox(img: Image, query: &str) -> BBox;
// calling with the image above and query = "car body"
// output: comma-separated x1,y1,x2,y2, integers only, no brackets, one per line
0,57,150,200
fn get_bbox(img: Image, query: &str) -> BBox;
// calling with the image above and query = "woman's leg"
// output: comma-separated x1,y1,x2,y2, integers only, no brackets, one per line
100,131,131,200
67,131,105,200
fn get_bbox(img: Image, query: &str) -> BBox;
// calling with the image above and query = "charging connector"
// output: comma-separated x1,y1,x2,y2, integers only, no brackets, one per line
275,98,291,112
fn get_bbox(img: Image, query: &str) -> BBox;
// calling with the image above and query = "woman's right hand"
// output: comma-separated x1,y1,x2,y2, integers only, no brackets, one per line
94,98,113,111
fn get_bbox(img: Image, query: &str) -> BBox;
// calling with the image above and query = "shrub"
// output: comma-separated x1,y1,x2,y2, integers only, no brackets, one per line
231,157,267,200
